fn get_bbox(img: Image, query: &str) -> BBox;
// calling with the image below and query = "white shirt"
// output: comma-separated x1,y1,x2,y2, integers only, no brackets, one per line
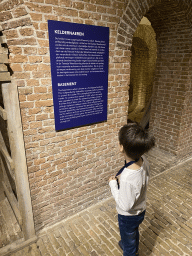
109,156,150,216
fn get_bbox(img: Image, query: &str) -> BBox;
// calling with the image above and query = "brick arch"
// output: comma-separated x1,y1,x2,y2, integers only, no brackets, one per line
116,0,153,50
116,0,192,50
116,0,192,159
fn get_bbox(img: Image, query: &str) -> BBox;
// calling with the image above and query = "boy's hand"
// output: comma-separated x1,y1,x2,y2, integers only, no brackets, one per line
109,176,116,182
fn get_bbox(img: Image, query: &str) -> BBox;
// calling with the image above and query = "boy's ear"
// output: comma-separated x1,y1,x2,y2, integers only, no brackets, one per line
119,144,124,153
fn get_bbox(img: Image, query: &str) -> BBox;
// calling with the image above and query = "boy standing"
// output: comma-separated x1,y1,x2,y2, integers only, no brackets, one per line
109,122,155,256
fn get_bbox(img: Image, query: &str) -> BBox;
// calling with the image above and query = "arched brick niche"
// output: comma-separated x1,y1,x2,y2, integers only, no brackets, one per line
116,0,192,159
128,22,157,123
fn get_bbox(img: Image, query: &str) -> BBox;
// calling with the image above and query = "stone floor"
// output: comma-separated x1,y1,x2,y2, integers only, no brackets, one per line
1,148,192,255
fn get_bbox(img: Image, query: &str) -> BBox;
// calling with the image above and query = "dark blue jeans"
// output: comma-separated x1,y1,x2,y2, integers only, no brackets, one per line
118,211,145,256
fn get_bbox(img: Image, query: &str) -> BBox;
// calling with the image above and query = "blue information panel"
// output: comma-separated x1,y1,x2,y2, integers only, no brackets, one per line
48,20,109,131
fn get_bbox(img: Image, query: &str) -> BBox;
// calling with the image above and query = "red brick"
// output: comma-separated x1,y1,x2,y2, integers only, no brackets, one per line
79,11,89,19
9,55,28,63
7,37,37,46
85,4,96,12
44,14,58,21
0,11,12,22
36,114,49,121
19,27,34,36
12,6,28,18
9,46,22,54
38,48,49,55
17,80,25,87
30,13,43,21
34,86,47,93
10,63,22,72
27,79,40,87
73,2,84,10
12,72,31,79
35,100,53,107
32,71,47,78
26,2,52,13
19,94,26,101
24,47,37,55
45,0,59,5
92,0,110,6
38,39,49,47
36,31,46,38
38,64,50,71
39,23,48,31
60,0,71,7
60,17,72,22
29,121,43,129
28,109,41,117
35,169,46,177
20,101,34,109
53,7,78,17
23,64,38,71
32,22,39,30
4,29,19,39
28,56,42,63
19,87,33,95
2,17,32,30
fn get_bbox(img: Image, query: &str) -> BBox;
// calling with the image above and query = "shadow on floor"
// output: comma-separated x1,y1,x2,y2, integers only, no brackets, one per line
140,206,170,255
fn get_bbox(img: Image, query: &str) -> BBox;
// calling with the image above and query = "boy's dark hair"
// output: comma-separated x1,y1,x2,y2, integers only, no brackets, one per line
118,122,155,160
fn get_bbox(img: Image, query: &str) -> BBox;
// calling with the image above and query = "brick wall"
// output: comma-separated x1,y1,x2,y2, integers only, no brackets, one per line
1,0,192,232
1,0,130,231
146,1,192,158
116,0,192,159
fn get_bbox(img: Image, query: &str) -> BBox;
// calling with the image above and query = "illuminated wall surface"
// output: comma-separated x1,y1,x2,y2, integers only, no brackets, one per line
0,0,192,232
